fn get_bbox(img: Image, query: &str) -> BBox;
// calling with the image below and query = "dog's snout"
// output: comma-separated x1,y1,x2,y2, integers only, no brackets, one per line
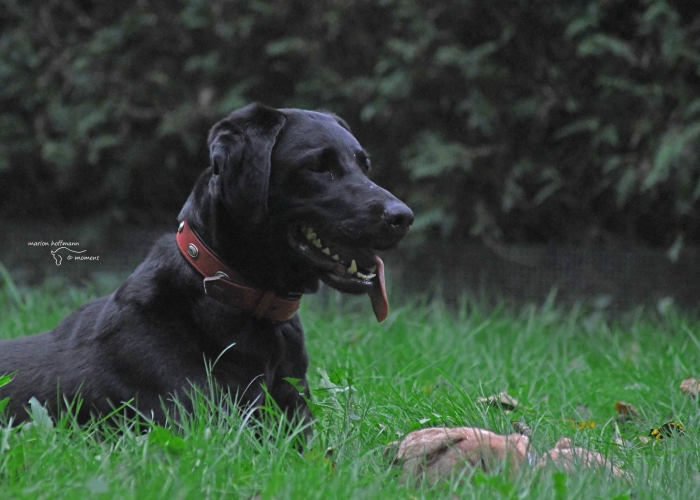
383,201,414,229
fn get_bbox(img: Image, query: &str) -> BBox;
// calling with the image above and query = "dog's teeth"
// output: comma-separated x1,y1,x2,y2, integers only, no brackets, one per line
348,259,357,274
313,238,323,248
332,254,340,261
356,272,376,280
369,265,377,273
306,230,317,241
322,247,331,256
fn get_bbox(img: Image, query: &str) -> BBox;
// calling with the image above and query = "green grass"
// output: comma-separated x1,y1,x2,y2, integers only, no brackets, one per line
1,278,700,499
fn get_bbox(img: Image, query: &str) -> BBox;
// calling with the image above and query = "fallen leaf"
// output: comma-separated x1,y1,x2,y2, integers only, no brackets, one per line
680,377,700,399
649,421,685,440
615,401,639,416
511,420,532,437
477,392,520,411
575,404,592,421
615,401,640,424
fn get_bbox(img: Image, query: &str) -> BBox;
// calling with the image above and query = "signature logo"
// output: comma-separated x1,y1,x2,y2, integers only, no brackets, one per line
51,247,87,266
27,240,100,264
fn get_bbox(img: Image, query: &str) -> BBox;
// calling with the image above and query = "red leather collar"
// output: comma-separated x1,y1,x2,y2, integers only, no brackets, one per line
176,220,301,323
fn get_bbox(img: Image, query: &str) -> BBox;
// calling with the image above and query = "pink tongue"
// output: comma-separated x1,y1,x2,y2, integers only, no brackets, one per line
368,255,389,322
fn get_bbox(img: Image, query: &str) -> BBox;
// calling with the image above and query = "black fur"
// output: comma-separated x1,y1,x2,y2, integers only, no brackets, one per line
0,103,413,426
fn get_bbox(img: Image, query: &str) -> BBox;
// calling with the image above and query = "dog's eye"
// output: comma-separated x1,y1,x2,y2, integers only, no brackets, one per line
356,152,371,173
307,149,338,175
307,158,331,173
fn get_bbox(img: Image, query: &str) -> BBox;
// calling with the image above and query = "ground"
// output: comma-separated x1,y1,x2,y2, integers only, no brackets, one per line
1,277,699,499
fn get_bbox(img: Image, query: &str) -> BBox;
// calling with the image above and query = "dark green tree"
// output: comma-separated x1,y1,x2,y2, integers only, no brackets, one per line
2,0,699,248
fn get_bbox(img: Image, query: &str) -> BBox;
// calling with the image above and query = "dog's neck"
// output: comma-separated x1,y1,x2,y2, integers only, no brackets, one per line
178,172,320,295
176,220,301,322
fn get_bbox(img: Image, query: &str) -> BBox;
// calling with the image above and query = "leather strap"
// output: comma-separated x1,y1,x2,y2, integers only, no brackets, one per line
176,220,300,322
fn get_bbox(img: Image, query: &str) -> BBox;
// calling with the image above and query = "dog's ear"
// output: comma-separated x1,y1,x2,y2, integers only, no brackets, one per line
332,114,352,133
208,103,286,225
317,109,352,133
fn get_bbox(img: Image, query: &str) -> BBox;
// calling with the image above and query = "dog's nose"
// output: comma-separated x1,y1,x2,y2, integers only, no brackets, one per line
383,201,414,230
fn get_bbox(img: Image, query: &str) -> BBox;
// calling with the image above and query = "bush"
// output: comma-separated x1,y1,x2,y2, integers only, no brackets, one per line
1,0,699,247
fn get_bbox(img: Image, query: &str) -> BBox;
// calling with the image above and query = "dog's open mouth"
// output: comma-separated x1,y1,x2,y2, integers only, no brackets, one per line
287,225,389,322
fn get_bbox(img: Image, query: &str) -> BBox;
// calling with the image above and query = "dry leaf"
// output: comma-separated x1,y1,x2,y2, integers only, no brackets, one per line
615,401,639,416
680,377,700,399
476,392,520,411
511,420,532,437
575,404,592,421
649,421,685,440
615,400,640,424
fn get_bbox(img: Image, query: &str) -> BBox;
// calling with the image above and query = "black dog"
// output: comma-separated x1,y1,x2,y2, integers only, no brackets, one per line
0,104,413,426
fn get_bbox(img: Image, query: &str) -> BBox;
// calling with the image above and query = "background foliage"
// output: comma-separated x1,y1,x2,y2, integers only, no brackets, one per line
2,0,700,247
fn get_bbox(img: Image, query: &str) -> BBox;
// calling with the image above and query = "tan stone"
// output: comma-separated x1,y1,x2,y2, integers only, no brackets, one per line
537,437,628,479
388,427,530,483
388,427,629,483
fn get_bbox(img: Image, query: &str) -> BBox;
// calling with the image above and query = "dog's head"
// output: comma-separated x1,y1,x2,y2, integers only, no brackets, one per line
197,103,413,321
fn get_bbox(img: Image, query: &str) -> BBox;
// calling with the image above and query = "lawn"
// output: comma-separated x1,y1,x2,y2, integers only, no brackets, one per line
1,276,700,499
